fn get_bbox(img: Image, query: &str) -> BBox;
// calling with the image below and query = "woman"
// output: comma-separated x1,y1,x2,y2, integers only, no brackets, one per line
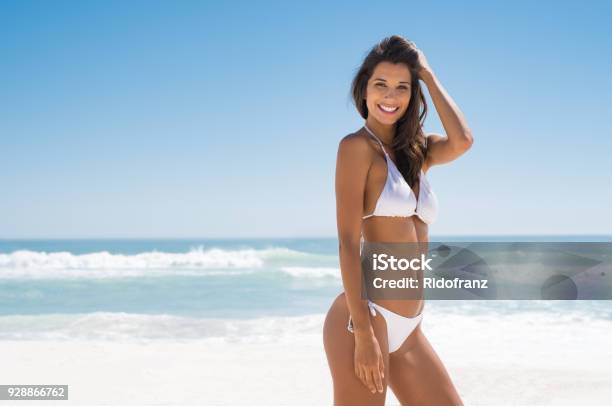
323,35,473,405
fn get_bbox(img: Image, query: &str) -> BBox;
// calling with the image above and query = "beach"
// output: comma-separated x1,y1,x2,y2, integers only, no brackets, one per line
1,239,612,405
2,307,612,405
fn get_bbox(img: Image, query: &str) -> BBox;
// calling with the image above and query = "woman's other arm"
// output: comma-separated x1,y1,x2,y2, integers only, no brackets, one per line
335,133,385,394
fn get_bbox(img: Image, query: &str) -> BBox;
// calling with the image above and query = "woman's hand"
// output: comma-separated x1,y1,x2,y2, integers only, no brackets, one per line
353,331,385,394
415,47,434,81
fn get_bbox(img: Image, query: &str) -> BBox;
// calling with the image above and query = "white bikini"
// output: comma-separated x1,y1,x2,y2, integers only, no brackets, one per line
346,124,439,353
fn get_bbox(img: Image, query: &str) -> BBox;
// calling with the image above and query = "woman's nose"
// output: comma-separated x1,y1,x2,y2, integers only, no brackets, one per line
384,89,396,99
383,88,400,98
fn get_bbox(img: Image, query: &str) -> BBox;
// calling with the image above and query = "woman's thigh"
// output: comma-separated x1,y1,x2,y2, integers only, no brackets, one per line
388,324,463,406
323,292,390,406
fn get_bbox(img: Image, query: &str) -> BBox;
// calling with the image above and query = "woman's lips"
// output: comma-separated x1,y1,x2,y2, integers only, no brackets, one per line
377,104,399,115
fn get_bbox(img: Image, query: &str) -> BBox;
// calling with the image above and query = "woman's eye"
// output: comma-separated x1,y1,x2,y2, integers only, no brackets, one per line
375,83,386,87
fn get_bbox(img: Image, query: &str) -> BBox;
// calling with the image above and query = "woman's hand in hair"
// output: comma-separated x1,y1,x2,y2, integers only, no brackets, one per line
415,48,434,81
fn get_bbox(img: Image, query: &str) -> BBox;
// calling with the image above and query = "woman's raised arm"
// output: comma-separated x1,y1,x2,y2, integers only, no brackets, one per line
416,48,474,169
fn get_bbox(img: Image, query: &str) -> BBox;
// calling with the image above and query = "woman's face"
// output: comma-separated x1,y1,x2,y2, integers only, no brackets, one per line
365,61,412,125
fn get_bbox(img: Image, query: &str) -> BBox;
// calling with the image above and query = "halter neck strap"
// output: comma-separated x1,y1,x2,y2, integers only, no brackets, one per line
363,125,389,155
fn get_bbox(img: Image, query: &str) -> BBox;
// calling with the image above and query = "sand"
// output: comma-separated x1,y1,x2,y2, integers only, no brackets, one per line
2,311,612,405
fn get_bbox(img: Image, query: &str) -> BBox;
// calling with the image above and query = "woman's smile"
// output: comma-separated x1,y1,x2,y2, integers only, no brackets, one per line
377,103,399,114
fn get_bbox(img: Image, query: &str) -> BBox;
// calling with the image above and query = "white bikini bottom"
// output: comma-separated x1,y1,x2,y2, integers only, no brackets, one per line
347,300,423,353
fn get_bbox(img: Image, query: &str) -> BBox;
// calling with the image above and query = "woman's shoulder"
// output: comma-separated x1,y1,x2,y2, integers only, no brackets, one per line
336,130,375,176
337,128,375,157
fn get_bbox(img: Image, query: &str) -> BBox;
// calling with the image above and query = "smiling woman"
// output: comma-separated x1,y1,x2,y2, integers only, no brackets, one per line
323,35,473,406
352,49,431,191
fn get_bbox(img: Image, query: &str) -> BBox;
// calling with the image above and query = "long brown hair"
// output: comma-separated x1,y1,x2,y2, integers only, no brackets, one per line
351,35,428,188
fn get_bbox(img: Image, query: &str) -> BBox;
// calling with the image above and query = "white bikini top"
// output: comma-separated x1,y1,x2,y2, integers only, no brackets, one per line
362,125,439,225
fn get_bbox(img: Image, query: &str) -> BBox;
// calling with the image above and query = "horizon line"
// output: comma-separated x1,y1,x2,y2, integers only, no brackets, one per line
1,233,612,241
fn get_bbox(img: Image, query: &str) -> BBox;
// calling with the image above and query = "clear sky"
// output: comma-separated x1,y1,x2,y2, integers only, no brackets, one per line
1,0,611,238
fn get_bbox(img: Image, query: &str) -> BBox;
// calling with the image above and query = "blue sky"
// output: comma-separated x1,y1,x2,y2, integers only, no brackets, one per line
1,0,611,238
